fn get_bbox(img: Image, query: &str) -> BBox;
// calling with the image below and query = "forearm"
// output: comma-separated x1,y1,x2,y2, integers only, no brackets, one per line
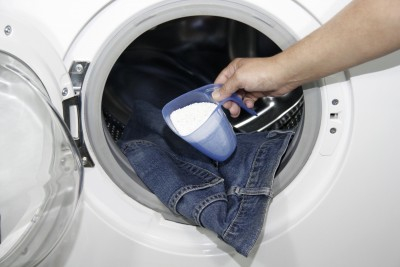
212,0,400,113
275,0,400,88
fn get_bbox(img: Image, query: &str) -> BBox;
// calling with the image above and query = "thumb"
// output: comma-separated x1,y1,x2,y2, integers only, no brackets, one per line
212,84,231,101
212,76,241,101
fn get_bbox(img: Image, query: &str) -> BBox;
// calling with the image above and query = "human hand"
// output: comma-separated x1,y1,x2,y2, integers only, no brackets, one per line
212,57,298,117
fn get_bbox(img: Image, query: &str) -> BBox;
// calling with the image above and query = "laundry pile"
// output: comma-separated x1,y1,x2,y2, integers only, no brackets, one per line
118,100,294,256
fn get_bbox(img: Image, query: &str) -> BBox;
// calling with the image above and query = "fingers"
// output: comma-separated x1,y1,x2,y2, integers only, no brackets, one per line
213,59,243,101
212,80,241,102
222,101,241,118
243,96,256,109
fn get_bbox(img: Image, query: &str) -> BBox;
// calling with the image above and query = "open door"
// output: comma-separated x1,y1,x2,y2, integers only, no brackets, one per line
0,52,83,266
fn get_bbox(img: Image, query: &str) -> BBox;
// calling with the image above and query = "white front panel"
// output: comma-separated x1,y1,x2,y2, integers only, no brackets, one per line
1,0,399,266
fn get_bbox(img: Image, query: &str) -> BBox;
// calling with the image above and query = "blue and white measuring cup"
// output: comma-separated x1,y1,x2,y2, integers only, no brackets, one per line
162,84,257,161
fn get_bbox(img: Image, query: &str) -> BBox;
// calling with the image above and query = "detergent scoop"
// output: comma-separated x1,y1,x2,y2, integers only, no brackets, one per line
162,84,256,161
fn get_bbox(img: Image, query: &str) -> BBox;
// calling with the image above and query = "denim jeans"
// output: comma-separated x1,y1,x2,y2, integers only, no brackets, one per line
119,100,294,256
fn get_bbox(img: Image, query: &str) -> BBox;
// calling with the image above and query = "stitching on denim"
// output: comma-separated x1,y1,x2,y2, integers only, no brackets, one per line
193,193,227,226
168,178,224,214
222,131,293,253
223,195,273,256
176,161,220,182
226,186,273,197
222,195,252,240
120,140,155,153
247,130,294,187
246,141,272,188
123,140,221,183
221,139,271,239
121,139,226,215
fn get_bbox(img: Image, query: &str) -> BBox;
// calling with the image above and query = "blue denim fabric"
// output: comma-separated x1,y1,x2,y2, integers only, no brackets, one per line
119,100,294,256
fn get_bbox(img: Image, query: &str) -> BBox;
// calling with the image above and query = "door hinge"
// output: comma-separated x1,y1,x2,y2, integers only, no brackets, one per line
63,61,94,167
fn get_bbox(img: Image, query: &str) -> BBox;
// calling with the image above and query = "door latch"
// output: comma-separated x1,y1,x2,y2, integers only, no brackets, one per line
63,61,94,167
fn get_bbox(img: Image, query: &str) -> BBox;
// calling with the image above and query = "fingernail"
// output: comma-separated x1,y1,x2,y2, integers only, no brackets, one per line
212,89,220,99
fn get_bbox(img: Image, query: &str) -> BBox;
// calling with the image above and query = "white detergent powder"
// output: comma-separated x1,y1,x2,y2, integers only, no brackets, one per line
170,102,217,136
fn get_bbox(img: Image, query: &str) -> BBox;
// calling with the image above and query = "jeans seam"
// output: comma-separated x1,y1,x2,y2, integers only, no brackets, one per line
176,161,220,181
193,193,227,226
123,140,221,182
120,140,156,154
246,141,271,188
222,131,293,248
227,186,273,197
168,178,224,214
223,194,272,256
222,195,246,238
247,130,294,187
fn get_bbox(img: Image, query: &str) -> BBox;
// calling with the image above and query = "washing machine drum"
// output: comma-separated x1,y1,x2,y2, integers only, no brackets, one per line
103,17,303,140
0,52,82,266
100,17,304,223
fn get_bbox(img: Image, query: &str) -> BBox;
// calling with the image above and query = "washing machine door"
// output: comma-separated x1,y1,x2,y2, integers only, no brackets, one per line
0,51,83,266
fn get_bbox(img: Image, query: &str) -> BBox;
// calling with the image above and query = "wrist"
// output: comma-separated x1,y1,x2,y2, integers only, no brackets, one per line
267,54,299,91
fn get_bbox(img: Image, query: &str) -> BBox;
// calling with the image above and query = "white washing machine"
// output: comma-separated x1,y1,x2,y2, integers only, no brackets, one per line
1,0,400,266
